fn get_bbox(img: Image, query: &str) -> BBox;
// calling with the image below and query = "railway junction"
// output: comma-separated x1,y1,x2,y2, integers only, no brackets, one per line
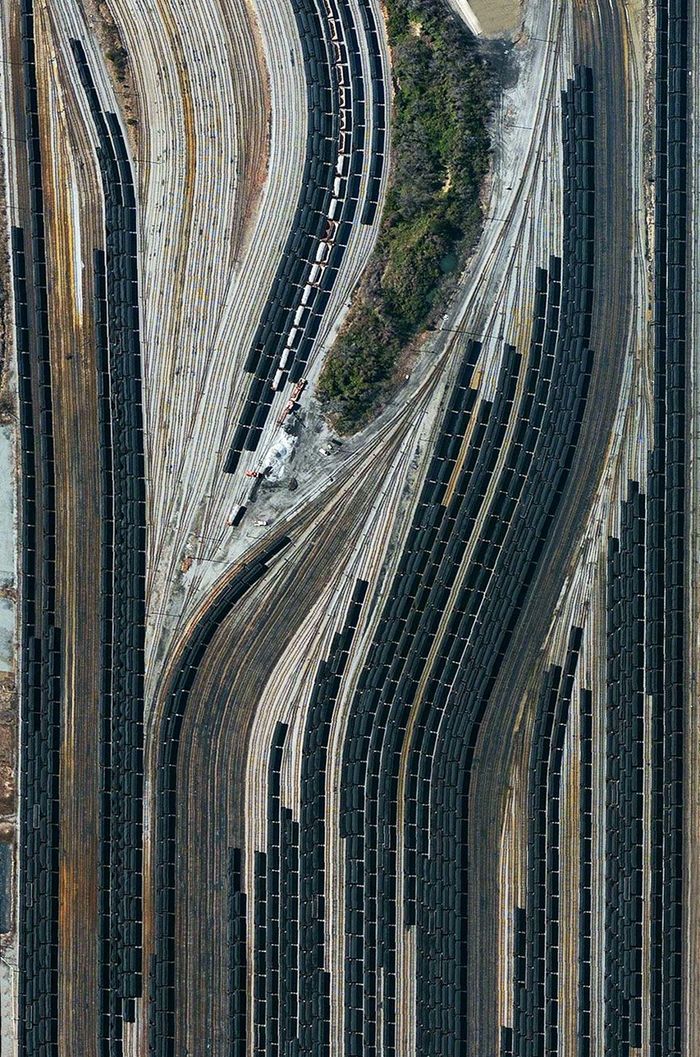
0,0,699,1054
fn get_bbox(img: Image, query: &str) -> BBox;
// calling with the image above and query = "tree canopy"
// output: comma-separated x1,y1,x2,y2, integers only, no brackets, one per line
317,0,492,432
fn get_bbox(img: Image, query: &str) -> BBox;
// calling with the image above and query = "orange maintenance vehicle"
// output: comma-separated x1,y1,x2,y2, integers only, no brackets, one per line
277,378,307,427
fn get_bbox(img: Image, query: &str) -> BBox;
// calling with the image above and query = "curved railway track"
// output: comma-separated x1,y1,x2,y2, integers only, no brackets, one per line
3,0,696,1054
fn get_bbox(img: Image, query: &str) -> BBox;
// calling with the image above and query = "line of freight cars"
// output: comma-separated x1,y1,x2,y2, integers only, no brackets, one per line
254,722,288,1055
252,719,321,1056
500,909,526,1057
336,65,593,1044
578,687,593,1054
14,0,61,1050
411,68,593,1057
149,536,290,1057
340,342,523,1057
648,0,687,1050
364,269,564,1055
335,117,588,1048
93,249,121,1056
297,0,386,369
487,67,594,1057
505,665,560,1057
228,847,247,1055
297,581,367,1055
403,265,560,913
500,24,688,1052
413,316,592,1057
502,481,655,1057
224,0,353,467
231,580,367,1057
155,55,596,1057
603,485,646,1054
337,124,587,1051
70,39,147,1049
223,0,386,471
498,19,689,1049
13,223,61,1057
505,630,582,1057
336,339,484,1057
357,0,386,225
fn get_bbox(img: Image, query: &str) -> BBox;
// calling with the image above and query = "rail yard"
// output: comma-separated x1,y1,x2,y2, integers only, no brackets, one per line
0,0,698,1053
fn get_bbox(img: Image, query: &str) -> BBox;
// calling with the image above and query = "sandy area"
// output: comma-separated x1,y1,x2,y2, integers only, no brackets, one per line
0,427,14,590
0,599,12,673
452,0,522,37
0,425,16,674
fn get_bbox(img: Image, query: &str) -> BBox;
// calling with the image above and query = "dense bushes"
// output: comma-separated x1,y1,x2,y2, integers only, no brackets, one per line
318,0,492,432
106,44,129,83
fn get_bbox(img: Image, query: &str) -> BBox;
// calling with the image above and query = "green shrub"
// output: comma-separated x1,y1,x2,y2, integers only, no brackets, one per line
316,303,399,430
106,44,129,82
318,0,492,432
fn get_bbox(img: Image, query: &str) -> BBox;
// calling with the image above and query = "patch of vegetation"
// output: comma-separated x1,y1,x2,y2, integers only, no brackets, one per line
106,44,129,83
0,387,14,423
318,0,493,432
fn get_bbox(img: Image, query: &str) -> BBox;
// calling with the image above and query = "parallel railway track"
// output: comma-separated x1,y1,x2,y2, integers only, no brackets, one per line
2,0,696,1054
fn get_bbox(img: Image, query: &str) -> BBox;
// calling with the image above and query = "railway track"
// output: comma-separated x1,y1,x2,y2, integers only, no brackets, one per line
11,0,61,1049
2,0,697,1054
